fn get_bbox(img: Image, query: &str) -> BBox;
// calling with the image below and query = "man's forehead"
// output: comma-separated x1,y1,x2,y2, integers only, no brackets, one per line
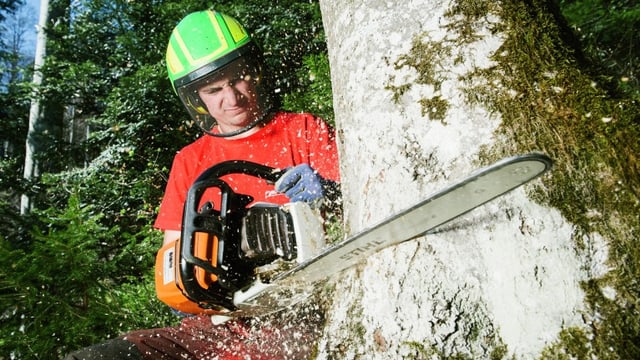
201,60,250,84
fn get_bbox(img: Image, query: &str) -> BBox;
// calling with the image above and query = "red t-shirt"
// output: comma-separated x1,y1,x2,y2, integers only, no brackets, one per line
154,112,340,231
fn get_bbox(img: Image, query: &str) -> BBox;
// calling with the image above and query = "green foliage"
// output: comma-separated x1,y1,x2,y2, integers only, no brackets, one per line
283,53,335,125
0,194,176,358
560,0,640,97
1,0,32,227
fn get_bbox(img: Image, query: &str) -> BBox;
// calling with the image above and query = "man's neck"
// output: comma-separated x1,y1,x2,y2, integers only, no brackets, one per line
219,124,262,139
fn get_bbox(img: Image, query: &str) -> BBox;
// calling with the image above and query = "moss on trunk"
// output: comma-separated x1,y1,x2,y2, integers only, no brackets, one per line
383,0,639,357
455,0,640,357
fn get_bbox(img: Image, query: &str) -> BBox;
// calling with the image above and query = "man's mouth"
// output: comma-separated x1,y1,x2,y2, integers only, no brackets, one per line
225,106,247,115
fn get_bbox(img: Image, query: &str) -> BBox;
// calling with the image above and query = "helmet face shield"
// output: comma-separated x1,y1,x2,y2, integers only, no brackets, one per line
176,57,272,136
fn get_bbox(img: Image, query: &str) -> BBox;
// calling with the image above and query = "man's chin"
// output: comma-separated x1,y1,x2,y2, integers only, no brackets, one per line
218,119,256,134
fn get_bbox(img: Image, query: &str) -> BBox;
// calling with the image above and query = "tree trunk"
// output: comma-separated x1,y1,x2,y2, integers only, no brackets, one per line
316,0,622,358
21,0,49,215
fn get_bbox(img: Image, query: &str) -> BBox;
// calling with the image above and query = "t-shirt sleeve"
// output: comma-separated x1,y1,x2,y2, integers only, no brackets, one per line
153,150,191,231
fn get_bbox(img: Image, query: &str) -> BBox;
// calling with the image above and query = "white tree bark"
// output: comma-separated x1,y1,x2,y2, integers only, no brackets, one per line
21,0,49,215
317,0,605,358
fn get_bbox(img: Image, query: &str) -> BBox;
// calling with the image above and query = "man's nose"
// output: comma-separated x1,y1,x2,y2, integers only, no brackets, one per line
221,83,241,102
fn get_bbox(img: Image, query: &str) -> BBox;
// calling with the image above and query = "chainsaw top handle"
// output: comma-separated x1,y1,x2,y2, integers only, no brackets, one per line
191,160,284,185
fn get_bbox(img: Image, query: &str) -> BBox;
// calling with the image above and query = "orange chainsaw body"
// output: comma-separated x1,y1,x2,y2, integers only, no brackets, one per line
155,232,221,315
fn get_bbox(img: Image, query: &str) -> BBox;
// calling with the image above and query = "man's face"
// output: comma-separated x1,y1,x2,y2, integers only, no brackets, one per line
197,63,261,134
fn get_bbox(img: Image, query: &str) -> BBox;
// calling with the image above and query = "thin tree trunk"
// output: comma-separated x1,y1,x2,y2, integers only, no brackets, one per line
21,0,49,215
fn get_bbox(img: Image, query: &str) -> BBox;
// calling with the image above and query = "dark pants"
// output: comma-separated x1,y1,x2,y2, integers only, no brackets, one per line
64,338,142,359
64,312,323,360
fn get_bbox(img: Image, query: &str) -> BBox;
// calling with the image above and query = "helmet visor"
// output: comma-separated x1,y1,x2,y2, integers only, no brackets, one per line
176,57,271,136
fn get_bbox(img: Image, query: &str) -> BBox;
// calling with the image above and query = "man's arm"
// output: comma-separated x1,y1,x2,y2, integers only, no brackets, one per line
163,230,180,245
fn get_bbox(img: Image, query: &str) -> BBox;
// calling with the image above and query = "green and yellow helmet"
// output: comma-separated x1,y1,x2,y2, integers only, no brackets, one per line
166,10,272,137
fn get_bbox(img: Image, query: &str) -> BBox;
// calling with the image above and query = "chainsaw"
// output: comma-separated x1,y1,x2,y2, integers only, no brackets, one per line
154,160,326,315
155,154,553,316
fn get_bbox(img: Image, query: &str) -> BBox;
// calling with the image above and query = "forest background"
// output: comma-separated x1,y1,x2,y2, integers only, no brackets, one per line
0,0,638,358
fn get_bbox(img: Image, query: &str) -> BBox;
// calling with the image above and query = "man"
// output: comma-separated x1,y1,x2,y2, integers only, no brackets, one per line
65,9,339,359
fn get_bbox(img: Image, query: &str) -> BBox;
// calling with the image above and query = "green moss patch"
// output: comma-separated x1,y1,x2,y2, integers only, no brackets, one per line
386,36,452,121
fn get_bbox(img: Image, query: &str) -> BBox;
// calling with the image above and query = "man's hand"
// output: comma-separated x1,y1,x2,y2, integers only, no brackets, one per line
275,164,325,202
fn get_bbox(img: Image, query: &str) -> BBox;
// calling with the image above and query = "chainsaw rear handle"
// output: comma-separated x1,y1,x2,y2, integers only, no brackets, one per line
179,161,285,308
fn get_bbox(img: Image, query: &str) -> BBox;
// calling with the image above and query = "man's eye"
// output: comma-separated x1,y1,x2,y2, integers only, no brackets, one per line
203,87,222,94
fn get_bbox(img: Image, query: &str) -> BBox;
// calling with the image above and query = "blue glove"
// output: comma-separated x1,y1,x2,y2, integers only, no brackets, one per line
275,164,325,202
